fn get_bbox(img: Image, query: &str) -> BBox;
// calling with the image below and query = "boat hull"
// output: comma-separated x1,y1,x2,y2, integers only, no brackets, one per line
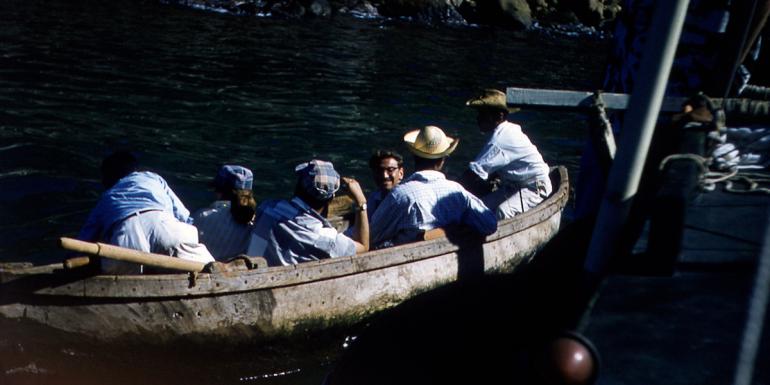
0,167,568,344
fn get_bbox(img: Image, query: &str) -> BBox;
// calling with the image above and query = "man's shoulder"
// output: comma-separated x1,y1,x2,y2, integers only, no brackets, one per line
192,201,230,221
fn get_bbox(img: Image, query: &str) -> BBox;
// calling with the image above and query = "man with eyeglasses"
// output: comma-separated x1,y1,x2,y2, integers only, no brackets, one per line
367,149,405,219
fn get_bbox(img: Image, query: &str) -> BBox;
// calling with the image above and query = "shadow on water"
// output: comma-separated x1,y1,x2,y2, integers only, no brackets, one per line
325,218,597,385
0,317,348,385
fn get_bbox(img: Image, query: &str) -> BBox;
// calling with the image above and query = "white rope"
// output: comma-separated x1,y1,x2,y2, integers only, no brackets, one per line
659,153,770,194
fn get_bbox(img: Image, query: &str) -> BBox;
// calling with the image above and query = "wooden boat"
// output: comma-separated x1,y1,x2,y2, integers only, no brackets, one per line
0,167,569,344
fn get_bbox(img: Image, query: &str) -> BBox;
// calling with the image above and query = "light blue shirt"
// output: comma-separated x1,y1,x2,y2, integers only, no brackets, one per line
366,189,391,221
192,201,253,261
369,170,497,248
78,171,191,243
343,189,387,238
248,197,356,266
469,121,550,186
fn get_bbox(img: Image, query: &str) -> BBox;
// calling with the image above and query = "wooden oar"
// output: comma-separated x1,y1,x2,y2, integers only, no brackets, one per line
63,256,92,270
60,237,206,273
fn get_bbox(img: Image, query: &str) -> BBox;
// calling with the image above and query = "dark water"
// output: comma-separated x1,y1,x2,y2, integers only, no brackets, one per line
0,0,607,383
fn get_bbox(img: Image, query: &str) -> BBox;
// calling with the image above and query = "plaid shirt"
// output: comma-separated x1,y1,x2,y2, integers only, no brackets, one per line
370,170,497,248
247,197,356,266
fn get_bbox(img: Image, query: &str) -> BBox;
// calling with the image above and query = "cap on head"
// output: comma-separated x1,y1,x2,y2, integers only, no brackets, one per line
465,88,519,113
295,160,340,201
214,165,253,191
403,125,459,160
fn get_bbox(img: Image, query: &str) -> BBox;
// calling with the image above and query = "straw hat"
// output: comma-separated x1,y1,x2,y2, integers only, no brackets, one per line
465,88,519,113
403,125,459,159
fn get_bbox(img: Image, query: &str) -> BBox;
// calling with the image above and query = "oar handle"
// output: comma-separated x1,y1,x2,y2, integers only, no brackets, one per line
63,256,92,270
59,237,206,273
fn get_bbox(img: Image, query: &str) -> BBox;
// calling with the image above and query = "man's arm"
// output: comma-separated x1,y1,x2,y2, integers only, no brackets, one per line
459,169,493,197
462,194,498,236
342,177,369,253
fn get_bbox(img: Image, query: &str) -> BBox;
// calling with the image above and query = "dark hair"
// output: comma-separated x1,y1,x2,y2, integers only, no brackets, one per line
101,150,138,188
414,156,445,171
294,180,332,212
369,150,404,170
230,189,257,225
478,107,508,121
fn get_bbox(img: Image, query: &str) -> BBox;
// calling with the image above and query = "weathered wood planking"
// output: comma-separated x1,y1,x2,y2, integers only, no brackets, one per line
506,87,690,112
0,167,569,344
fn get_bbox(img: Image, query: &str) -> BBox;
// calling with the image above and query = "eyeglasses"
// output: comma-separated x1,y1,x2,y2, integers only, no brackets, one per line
375,166,401,174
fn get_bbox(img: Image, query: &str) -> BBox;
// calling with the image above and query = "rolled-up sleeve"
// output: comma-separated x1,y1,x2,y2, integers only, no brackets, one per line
469,143,509,181
312,227,356,258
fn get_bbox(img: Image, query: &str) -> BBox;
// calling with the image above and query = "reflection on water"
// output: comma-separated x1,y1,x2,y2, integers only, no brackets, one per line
0,0,607,383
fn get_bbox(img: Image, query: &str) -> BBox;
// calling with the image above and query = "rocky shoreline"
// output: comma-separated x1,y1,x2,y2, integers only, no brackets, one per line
164,0,621,30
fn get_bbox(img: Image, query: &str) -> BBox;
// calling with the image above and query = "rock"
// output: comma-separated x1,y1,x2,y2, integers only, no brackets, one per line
500,0,532,27
458,0,532,29
377,0,463,24
306,0,332,16
271,0,306,17
162,0,620,30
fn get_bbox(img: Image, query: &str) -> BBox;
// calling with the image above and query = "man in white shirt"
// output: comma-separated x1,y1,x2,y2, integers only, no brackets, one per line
79,151,214,274
192,165,256,260
461,89,552,219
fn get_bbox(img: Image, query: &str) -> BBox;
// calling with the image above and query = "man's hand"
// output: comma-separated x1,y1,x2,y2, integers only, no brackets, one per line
342,177,366,205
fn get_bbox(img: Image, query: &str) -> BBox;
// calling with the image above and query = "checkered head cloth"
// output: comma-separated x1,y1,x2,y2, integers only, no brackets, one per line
214,165,253,191
295,160,340,201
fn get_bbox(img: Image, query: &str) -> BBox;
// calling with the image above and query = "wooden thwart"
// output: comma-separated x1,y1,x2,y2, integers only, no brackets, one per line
60,237,206,273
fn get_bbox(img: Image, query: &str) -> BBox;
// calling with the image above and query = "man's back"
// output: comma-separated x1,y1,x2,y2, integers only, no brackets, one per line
248,197,356,266
78,171,190,242
370,170,497,248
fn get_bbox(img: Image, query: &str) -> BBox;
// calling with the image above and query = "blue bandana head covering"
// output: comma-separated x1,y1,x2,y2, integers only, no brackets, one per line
213,165,253,191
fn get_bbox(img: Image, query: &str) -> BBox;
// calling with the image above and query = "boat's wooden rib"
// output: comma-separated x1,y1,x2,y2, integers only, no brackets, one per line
0,167,569,344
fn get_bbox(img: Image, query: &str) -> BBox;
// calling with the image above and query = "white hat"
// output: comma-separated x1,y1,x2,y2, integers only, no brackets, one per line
403,125,459,160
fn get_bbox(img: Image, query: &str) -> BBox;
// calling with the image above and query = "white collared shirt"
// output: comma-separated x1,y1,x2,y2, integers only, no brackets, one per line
192,201,253,261
469,121,550,185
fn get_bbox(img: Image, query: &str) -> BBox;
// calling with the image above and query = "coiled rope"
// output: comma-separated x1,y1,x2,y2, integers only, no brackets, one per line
659,153,768,194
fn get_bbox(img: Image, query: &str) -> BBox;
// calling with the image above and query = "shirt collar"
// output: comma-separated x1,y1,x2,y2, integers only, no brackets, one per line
290,196,333,227
405,170,446,183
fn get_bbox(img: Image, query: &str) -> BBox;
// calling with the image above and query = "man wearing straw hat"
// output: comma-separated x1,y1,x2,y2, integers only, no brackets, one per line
463,89,552,219
247,159,369,266
369,126,497,249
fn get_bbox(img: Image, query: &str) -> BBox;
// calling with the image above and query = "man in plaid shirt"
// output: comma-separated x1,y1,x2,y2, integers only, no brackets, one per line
247,160,369,266
370,126,497,249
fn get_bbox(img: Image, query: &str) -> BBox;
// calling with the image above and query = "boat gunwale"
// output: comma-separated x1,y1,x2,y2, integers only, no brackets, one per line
1,167,568,299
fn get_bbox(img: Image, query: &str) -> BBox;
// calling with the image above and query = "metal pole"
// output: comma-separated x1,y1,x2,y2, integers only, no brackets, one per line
732,210,770,385
583,0,691,275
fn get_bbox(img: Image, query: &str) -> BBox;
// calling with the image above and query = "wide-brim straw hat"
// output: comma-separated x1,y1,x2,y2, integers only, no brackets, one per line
403,125,459,159
465,88,520,113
